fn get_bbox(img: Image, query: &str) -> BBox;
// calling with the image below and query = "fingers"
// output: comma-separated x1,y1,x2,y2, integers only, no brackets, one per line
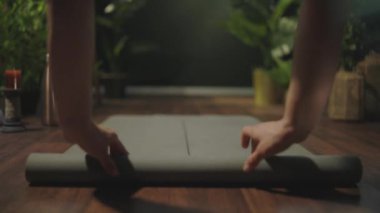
240,121,297,172
75,125,126,177
241,126,260,149
251,139,259,153
243,141,290,172
101,128,128,156
109,135,129,156
98,154,119,176
241,126,263,172
103,133,127,176
243,149,264,172
241,126,253,149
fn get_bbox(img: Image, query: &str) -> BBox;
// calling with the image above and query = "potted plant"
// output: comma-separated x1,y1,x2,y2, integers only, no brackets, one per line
226,0,299,106
0,0,47,115
96,0,145,98
328,15,368,120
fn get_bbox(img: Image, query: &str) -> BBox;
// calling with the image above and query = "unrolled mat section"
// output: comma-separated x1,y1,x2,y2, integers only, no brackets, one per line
25,115,363,186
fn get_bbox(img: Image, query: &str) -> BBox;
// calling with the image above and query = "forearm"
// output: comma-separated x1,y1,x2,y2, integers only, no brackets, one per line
283,0,348,135
48,0,95,136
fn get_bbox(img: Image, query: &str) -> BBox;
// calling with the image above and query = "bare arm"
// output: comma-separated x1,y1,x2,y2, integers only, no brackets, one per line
241,0,348,172
48,0,127,175
48,0,93,130
284,0,348,134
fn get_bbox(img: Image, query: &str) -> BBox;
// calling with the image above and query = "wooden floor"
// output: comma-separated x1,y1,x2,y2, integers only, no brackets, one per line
1,96,380,212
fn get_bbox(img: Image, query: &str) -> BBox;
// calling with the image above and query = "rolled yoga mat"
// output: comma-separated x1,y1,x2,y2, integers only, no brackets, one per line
25,115,362,186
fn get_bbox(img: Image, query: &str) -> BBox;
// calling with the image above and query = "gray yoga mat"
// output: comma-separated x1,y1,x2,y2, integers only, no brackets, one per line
25,115,362,186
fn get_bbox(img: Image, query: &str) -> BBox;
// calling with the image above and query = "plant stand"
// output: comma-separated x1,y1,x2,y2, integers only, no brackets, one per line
99,73,128,98
328,70,364,120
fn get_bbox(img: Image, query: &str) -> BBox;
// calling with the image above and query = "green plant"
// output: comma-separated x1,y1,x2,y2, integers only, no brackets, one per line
226,0,299,87
270,17,297,87
340,14,369,71
226,0,297,69
0,0,47,92
96,0,146,74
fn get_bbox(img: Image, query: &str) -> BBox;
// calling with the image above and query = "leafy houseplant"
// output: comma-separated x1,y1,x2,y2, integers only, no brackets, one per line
96,0,146,98
328,15,368,120
226,0,299,106
0,0,47,114
340,15,368,72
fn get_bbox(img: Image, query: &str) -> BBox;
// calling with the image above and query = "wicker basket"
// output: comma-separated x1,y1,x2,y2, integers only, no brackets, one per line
328,70,364,120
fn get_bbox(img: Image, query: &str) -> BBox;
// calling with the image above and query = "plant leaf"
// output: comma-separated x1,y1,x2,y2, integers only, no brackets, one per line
226,10,267,47
96,16,115,29
113,35,129,57
269,0,296,28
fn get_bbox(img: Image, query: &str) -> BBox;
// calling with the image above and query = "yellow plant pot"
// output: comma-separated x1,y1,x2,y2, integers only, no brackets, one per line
252,68,277,107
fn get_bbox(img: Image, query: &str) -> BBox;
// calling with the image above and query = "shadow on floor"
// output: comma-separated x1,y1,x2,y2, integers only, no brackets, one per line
260,186,361,205
94,186,205,213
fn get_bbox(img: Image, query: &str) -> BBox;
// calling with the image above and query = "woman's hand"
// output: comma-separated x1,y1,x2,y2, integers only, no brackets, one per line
239,0,348,173
62,122,128,176
241,119,309,172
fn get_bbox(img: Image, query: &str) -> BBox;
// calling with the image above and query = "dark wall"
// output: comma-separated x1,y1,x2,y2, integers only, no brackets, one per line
121,0,259,86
